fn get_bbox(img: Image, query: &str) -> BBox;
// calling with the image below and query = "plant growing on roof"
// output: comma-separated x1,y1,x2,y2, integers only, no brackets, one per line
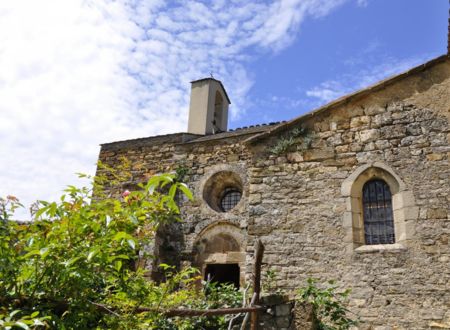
269,125,314,155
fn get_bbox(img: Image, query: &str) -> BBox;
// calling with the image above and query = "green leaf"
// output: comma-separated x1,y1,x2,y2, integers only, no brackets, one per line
87,249,99,262
113,231,133,241
178,183,193,200
9,310,20,318
105,215,112,227
168,184,177,199
127,239,136,250
64,256,82,267
13,322,29,330
34,205,49,219
109,254,130,261
39,247,50,258
22,250,41,259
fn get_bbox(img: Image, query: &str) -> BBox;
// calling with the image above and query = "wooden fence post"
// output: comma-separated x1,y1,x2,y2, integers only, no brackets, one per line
250,239,264,330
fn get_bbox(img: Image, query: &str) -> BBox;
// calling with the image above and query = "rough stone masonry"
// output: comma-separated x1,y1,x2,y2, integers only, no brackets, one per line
97,55,450,329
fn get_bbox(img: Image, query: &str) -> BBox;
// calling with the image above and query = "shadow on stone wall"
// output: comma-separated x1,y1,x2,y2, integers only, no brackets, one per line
151,220,185,282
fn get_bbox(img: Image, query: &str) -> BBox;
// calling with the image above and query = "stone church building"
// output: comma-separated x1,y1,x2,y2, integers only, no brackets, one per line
97,45,450,327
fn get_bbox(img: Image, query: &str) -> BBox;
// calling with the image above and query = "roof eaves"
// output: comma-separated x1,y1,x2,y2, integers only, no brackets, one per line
100,132,202,149
182,123,281,144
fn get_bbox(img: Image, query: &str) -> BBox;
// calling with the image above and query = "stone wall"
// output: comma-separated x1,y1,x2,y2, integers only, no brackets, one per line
246,59,450,329
258,294,313,330
97,58,450,329
98,131,256,282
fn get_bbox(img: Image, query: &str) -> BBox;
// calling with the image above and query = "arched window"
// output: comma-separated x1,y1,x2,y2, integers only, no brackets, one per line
362,180,395,245
341,163,418,251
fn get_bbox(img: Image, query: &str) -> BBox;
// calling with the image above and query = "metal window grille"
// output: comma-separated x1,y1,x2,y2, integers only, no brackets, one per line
220,188,242,212
363,180,395,245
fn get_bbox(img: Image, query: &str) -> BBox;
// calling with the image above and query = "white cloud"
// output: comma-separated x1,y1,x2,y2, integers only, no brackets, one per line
0,0,349,218
356,0,369,7
305,55,430,104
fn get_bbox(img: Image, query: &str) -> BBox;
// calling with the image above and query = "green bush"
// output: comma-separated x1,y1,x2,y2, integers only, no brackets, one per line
157,281,243,330
0,173,241,329
296,278,358,330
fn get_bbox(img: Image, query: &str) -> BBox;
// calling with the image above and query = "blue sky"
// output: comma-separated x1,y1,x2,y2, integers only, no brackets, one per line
236,0,448,127
0,0,448,218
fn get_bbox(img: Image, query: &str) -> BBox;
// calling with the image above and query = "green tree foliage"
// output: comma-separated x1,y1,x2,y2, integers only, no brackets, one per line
156,281,242,330
296,278,359,330
0,173,241,329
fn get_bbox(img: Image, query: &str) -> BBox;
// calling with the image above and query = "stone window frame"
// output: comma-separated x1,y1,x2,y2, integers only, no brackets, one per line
341,162,418,253
198,164,246,215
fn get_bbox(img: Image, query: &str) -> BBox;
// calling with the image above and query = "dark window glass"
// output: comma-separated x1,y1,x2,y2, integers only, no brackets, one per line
363,180,395,244
220,188,241,212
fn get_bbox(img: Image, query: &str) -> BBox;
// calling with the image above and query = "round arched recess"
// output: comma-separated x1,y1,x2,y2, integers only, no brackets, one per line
193,222,246,288
202,171,243,213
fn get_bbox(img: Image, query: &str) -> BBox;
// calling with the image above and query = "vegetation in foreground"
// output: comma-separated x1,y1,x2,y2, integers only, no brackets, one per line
0,166,357,329
0,171,243,329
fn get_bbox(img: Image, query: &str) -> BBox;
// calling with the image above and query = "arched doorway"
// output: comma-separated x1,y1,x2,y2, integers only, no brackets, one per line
193,223,246,288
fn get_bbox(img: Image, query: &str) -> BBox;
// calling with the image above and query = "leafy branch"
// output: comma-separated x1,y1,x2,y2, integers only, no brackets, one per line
296,278,359,330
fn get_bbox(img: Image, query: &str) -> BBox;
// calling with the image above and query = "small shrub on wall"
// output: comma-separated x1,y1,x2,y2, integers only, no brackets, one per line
297,278,359,330
269,125,314,155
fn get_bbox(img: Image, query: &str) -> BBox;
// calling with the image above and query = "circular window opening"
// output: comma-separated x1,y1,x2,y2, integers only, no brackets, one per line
203,171,243,212
220,188,242,212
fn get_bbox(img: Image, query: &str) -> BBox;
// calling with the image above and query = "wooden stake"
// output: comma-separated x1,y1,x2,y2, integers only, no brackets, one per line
240,292,257,330
250,239,264,330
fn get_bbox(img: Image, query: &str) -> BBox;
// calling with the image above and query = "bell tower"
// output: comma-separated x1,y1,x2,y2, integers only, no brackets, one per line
187,78,231,135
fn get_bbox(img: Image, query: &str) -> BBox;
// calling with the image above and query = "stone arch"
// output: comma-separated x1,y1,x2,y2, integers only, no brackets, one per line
193,222,246,287
341,162,406,196
341,162,418,252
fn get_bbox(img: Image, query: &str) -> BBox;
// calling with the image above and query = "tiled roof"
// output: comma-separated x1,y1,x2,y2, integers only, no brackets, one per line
100,122,284,150
185,121,285,144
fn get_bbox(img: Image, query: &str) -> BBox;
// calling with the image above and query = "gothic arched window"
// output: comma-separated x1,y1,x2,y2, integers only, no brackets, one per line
362,179,395,245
